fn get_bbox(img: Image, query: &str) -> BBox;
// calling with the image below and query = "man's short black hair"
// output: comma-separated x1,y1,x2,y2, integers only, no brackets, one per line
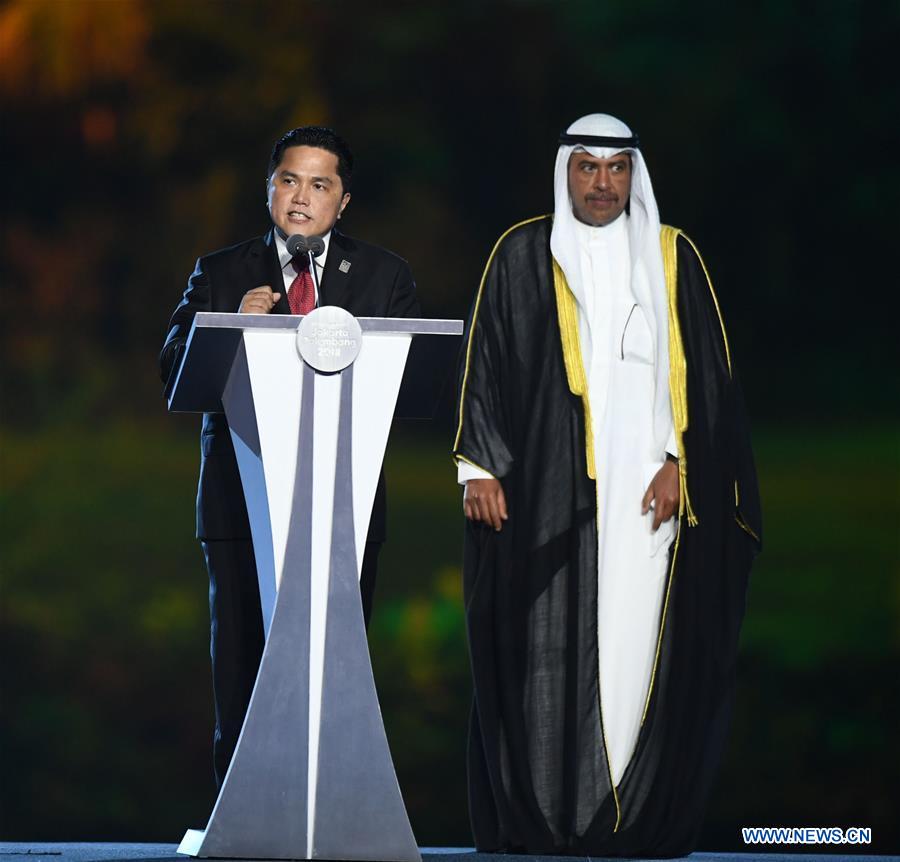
267,126,354,193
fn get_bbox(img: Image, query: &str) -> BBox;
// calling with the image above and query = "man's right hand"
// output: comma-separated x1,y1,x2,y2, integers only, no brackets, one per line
239,285,282,314
464,478,508,531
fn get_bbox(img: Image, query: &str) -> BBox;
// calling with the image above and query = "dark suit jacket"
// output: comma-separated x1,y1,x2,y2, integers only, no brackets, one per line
160,227,420,541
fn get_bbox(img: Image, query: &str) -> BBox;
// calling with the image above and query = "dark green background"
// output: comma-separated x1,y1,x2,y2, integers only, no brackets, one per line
1,0,897,853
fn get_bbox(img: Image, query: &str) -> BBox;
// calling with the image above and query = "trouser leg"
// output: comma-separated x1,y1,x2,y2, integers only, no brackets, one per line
201,538,264,789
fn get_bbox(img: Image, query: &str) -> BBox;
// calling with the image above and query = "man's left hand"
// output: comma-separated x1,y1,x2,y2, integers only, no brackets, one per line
641,460,680,531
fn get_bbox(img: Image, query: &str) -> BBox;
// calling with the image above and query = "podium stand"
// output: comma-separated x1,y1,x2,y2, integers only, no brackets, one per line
167,310,462,862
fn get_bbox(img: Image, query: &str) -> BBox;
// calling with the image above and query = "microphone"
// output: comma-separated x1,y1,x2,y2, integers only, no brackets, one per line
286,234,308,257
286,234,325,258
306,235,325,257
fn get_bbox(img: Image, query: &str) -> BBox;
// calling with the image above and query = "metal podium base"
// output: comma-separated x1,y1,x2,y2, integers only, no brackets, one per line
180,361,419,862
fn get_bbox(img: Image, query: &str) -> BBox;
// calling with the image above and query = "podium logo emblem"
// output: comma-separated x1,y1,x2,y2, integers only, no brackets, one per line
296,305,362,373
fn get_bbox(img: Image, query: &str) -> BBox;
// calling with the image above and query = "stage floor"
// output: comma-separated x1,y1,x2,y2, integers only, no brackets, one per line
0,845,896,862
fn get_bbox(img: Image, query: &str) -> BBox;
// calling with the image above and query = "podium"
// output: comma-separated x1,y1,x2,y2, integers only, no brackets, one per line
167,309,463,862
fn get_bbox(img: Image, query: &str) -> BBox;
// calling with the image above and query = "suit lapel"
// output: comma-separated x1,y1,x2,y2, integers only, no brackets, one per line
250,227,356,315
263,230,292,315
238,229,289,315
319,229,355,311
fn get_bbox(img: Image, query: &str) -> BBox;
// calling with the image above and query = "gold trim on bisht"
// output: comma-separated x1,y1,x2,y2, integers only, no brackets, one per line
734,481,760,542
643,229,738,725
682,232,732,376
453,215,550,460
595,629,622,830
660,225,697,526
552,259,596,480
642,516,682,726
661,224,736,527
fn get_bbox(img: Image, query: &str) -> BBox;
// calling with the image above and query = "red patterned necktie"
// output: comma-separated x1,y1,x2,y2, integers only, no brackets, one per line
287,256,316,315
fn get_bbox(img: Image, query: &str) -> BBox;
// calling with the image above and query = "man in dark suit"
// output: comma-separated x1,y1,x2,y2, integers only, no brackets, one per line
160,126,420,787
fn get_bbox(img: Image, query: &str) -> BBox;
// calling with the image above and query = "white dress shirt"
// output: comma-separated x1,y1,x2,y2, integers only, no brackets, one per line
274,229,332,306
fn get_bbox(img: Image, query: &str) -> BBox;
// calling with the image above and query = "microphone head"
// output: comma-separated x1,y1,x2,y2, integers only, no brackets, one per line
307,235,325,257
286,234,308,257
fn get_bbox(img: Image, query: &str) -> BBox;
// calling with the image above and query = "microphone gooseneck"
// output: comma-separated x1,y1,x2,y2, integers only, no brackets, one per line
308,249,321,294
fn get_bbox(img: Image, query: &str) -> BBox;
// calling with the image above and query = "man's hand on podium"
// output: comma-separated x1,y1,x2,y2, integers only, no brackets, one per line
239,285,282,314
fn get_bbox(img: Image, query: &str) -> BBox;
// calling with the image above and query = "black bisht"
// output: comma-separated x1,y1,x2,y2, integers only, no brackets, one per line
453,216,761,856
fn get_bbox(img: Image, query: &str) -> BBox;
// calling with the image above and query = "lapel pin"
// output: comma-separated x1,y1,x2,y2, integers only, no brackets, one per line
339,259,351,273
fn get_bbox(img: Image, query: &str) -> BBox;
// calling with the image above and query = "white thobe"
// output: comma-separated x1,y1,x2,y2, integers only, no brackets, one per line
575,214,675,785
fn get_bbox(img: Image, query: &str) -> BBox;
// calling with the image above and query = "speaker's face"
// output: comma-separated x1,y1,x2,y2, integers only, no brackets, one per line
267,145,350,241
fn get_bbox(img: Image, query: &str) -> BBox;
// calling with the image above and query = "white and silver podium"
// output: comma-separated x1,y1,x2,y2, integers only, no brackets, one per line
167,309,462,862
